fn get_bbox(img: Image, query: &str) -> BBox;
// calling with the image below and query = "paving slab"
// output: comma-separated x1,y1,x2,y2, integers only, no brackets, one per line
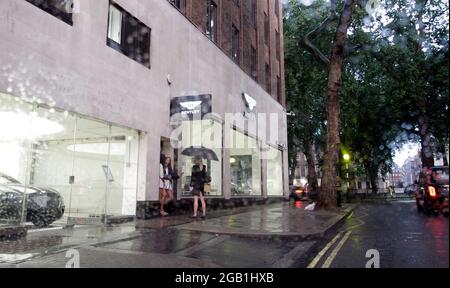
172,202,356,239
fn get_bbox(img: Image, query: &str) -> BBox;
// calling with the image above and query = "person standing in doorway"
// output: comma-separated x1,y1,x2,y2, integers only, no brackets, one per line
164,156,182,213
190,156,208,218
159,154,171,216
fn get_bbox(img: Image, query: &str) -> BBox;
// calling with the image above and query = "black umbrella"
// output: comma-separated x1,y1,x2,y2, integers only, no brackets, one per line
181,146,219,161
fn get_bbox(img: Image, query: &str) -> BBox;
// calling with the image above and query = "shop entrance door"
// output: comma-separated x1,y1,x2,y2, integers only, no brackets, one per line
66,118,111,225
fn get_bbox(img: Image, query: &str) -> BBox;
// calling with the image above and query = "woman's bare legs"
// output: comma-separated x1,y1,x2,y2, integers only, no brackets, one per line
160,188,168,216
166,189,174,204
193,195,199,217
199,192,206,217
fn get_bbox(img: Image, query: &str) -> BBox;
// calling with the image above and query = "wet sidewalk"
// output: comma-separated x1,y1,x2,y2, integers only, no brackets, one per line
171,202,356,239
0,201,356,267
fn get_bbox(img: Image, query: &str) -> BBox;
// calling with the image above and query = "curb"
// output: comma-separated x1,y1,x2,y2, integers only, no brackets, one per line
172,204,359,241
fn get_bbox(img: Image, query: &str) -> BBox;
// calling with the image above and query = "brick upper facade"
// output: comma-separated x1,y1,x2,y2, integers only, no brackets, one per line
168,0,285,106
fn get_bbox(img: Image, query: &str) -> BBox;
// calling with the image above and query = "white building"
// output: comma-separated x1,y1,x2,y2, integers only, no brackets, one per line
0,0,289,226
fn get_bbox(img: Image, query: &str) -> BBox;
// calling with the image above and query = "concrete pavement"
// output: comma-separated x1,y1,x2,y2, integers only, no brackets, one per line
0,201,356,268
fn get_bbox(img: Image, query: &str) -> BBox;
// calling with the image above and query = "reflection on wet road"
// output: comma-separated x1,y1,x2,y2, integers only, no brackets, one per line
307,201,449,268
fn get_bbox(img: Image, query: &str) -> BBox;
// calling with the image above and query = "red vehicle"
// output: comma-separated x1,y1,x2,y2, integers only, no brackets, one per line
416,166,449,216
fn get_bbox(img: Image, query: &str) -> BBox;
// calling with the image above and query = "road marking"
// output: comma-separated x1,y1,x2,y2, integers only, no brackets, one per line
321,230,352,268
272,241,315,268
175,235,230,257
307,232,343,268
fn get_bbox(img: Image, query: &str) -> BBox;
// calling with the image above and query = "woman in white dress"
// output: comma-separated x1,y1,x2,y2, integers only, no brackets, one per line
159,154,171,216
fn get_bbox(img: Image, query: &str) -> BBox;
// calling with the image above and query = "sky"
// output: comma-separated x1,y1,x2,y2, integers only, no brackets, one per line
393,142,420,167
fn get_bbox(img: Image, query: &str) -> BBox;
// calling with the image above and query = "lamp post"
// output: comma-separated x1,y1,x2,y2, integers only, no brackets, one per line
343,153,350,182
343,153,351,195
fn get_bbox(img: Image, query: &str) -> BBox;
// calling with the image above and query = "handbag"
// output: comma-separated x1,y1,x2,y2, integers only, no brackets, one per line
204,183,211,194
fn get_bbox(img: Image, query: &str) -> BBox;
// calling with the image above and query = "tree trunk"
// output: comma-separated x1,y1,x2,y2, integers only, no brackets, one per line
419,115,435,168
305,139,319,201
318,0,357,209
369,171,379,194
415,0,435,169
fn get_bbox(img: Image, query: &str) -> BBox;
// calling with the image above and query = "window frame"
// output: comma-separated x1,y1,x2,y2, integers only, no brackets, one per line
25,0,73,25
206,0,218,43
250,45,258,80
231,24,240,64
106,1,152,69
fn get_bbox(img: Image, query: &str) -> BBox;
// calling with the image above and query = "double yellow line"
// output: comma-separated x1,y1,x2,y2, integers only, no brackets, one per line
307,230,353,268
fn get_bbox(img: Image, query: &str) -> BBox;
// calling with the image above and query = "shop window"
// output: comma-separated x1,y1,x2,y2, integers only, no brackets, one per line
25,0,73,25
266,146,283,196
180,120,223,197
0,92,139,227
230,129,262,196
107,2,151,68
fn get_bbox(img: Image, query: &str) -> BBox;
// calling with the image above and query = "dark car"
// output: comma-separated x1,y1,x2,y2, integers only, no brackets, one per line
0,173,65,227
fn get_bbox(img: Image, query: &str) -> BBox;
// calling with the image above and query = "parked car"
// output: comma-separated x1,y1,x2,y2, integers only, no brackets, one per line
0,173,65,227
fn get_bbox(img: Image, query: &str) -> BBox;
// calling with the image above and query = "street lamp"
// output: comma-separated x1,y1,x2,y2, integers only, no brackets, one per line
343,153,351,190
343,153,350,162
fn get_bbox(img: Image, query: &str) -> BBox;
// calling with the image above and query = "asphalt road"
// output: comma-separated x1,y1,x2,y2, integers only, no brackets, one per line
305,201,449,268
2,201,448,268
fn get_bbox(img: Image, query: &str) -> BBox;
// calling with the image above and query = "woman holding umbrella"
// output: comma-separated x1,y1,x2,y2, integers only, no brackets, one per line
190,156,208,218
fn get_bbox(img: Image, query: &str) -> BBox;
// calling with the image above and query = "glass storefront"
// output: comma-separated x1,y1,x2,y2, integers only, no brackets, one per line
0,92,139,227
179,120,222,197
229,129,262,196
266,146,284,196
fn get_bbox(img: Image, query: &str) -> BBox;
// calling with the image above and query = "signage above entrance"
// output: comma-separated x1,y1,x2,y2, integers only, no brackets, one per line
242,93,257,112
170,94,212,120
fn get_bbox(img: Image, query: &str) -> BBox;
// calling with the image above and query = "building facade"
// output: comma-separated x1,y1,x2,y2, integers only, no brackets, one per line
0,0,288,226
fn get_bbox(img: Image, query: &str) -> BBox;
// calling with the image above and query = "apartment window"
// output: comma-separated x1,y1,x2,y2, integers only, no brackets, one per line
232,24,240,63
250,46,257,80
206,0,218,42
247,0,256,27
264,12,270,45
25,0,73,25
107,2,151,68
276,30,281,61
265,64,271,94
169,0,185,11
277,76,282,102
275,0,280,16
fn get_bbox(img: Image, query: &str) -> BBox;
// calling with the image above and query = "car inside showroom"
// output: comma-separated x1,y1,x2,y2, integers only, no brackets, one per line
0,92,139,227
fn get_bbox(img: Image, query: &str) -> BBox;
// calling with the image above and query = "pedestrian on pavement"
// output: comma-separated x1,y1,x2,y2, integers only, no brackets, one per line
164,156,182,212
159,154,171,216
190,156,207,219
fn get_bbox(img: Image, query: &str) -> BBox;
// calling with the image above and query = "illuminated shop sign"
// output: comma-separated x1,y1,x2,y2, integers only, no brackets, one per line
170,94,212,120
